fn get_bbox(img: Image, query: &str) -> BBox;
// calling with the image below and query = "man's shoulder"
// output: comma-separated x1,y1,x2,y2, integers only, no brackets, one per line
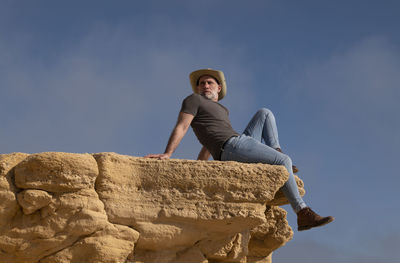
183,93,201,100
183,93,201,103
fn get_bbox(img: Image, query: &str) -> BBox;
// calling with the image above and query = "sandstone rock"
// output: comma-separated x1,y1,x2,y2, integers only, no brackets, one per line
0,153,29,231
93,153,290,221
248,206,293,258
40,224,139,263
175,247,208,263
14,152,98,192
0,152,139,263
196,230,250,262
0,152,306,263
17,189,52,215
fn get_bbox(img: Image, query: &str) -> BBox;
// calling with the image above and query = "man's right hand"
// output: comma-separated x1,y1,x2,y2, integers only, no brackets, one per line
144,112,194,161
144,153,171,160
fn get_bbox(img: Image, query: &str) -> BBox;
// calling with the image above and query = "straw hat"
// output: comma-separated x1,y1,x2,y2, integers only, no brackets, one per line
189,68,227,100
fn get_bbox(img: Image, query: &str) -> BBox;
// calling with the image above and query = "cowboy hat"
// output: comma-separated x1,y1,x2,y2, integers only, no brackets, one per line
189,68,227,100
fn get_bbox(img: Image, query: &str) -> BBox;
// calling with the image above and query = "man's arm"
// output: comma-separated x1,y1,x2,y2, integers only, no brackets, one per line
197,146,211,160
145,111,194,160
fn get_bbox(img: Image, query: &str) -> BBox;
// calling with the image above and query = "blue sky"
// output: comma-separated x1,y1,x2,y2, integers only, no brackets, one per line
1,0,399,262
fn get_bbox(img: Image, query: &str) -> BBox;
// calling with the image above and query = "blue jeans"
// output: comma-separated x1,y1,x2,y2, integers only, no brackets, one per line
221,108,307,213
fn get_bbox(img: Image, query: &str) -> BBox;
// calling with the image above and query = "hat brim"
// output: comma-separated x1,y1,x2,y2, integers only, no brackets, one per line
189,69,226,100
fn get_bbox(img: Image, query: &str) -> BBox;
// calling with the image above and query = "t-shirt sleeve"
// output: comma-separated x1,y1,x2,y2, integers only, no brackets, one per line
180,94,200,116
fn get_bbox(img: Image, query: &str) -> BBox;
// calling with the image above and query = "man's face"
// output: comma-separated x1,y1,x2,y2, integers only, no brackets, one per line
196,75,221,101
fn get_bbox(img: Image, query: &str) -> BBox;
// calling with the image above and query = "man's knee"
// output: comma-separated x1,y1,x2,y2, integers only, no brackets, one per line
278,153,292,167
257,108,274,117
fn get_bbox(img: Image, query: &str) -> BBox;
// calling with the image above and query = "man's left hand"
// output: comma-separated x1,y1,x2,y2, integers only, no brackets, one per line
144,153,171,160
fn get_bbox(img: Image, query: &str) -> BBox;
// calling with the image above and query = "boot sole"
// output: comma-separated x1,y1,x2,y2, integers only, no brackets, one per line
298,216,335,231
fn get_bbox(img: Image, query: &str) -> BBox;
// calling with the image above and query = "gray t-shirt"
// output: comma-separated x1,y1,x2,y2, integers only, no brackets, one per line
180,93,239,160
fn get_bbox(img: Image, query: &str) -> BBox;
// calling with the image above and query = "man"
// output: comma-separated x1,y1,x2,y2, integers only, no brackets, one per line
146,68,334,231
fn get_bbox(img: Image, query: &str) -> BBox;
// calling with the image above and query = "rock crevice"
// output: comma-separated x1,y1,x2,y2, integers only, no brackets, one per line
0,152,304,263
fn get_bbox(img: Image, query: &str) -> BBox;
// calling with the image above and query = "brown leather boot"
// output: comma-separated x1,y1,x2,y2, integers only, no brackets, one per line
297,207,334,231
275,148,299,173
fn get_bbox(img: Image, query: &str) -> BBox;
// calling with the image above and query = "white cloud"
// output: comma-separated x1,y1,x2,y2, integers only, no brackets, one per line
284,36,400,151
288,37,400,116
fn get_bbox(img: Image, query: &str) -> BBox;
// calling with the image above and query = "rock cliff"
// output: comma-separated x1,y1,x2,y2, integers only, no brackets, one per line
0,152,305,263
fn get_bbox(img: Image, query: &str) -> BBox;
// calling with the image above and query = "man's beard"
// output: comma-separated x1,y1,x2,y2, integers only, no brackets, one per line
201,91,218,100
